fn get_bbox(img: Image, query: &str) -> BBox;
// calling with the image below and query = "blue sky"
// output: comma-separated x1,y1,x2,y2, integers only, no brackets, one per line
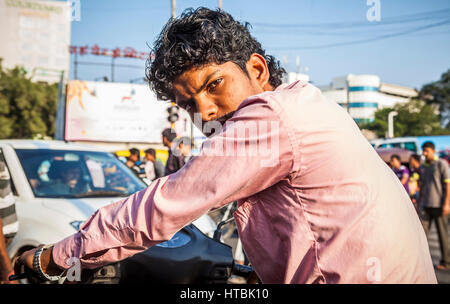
68,0,450,89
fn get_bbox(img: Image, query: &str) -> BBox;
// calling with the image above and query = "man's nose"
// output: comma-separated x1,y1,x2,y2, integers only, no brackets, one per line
196,97,218,121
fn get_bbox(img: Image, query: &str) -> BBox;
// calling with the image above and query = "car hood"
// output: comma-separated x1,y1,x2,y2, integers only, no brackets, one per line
42,197,121,220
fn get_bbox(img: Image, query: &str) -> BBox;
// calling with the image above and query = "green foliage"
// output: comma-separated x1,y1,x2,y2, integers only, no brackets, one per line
360,99,450,138
420,69,450,127
0,59,58,139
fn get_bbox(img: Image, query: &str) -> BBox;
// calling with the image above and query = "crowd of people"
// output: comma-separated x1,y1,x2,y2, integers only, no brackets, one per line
390,141,450,270
122,128,193,182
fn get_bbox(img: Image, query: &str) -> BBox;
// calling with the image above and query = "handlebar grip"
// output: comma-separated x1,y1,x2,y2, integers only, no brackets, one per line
232,263,253,278
8,273,28,281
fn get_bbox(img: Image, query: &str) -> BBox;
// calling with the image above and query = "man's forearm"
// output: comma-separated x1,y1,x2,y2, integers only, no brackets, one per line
445,183,450,205
0,219,13,280
51,176,180,270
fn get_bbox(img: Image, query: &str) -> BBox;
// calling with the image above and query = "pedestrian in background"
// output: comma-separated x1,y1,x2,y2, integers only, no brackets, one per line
0,157,18,284
409,154,422,207
418,141,450,270
162,128,184,175
390,154,410,194
144,148,165,181
126,148,145,179
175,136,193,164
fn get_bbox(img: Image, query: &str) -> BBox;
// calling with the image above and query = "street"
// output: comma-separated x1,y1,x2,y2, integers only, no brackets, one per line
428,218,450,283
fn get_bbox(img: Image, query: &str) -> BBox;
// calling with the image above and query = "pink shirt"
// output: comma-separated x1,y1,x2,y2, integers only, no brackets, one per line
53,81,437,283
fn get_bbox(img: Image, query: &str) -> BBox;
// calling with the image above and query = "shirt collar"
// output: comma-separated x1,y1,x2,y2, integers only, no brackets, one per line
423,155,439,167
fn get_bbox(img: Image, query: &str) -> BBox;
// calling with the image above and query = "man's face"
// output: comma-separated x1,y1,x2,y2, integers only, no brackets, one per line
422,147,435,162
61,167,80,185
179,143,191,157
162,136,171,148
390,158,401,169
129,153,139,163
146,153,155,162
409,158,420,169
172,54,273,136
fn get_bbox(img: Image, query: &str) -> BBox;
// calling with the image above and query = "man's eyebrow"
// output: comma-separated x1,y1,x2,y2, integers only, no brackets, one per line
196,70,221,94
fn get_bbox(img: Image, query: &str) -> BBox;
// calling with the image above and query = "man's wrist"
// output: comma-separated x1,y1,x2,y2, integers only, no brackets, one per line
40,246,64,276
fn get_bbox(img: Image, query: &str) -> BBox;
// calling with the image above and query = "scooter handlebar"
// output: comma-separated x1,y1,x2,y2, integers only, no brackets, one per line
231,262,253,278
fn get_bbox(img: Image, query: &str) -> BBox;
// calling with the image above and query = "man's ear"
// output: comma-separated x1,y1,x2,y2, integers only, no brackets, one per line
246,53,271,90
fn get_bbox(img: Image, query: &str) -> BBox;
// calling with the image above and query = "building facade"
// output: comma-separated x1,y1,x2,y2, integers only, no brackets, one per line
0,0,71,83
318,74,418,124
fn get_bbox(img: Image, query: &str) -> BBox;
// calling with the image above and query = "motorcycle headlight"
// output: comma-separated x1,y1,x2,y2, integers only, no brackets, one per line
70,221,85,231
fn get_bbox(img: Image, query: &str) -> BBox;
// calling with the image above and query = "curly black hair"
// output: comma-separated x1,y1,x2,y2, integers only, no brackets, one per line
146,7,285,101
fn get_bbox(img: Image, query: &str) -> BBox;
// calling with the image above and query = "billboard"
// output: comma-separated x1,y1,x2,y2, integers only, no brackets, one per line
64,80,177,143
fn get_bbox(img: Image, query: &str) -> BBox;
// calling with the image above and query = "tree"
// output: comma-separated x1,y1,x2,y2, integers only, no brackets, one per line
420,69,450,128
360,98,450,138
0,59,58,139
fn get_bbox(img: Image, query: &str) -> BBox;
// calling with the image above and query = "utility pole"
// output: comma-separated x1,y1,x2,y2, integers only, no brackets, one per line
345,77,350,114
218,0,223,9
388,111,398,138
171,0,176,19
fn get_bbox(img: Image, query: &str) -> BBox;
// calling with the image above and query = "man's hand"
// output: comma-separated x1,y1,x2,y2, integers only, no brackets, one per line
443,202,450,216
14,245,63,280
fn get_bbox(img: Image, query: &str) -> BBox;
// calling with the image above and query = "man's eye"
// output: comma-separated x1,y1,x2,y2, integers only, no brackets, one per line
207,78,222,93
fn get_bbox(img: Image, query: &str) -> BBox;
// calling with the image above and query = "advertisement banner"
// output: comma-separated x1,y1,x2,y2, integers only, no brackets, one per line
65,80,175,143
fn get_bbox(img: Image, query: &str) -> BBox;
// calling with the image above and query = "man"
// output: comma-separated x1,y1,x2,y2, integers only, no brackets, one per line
16,8,436,283
409,154,422,205
174,136,193,164
144,148,165,181
390,154,410,194
162,128,184,175
418,141,450,270
126,148,145,179
39,161,89,196
0,157,18,284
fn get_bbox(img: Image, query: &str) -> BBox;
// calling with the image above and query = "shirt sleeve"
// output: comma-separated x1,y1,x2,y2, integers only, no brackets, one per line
439,160,450,183
52,96,297,270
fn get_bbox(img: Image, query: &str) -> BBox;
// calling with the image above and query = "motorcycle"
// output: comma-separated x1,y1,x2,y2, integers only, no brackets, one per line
10,216,257,284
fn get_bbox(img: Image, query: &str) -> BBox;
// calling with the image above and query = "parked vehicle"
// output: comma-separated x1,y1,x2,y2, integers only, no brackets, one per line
438,149,450,165
0,140,216,269
370,135,450,154
375,147,413,166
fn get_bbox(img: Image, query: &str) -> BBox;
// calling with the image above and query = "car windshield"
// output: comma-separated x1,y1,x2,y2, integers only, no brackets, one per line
15,149,147,198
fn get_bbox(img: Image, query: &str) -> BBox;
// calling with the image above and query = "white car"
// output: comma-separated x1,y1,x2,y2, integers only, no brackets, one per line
0,140,216,263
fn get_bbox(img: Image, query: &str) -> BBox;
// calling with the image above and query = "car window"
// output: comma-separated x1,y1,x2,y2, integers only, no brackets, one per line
15,149,146,198
403,142,417,152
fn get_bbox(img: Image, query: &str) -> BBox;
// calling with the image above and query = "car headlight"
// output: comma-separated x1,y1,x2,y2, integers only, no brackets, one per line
70,221,85,231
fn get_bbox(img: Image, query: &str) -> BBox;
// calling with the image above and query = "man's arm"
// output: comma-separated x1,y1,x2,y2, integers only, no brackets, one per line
440,160,450,216
0,161,16,283
401,173,409,188
21,96,298,274
443,183,450,216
